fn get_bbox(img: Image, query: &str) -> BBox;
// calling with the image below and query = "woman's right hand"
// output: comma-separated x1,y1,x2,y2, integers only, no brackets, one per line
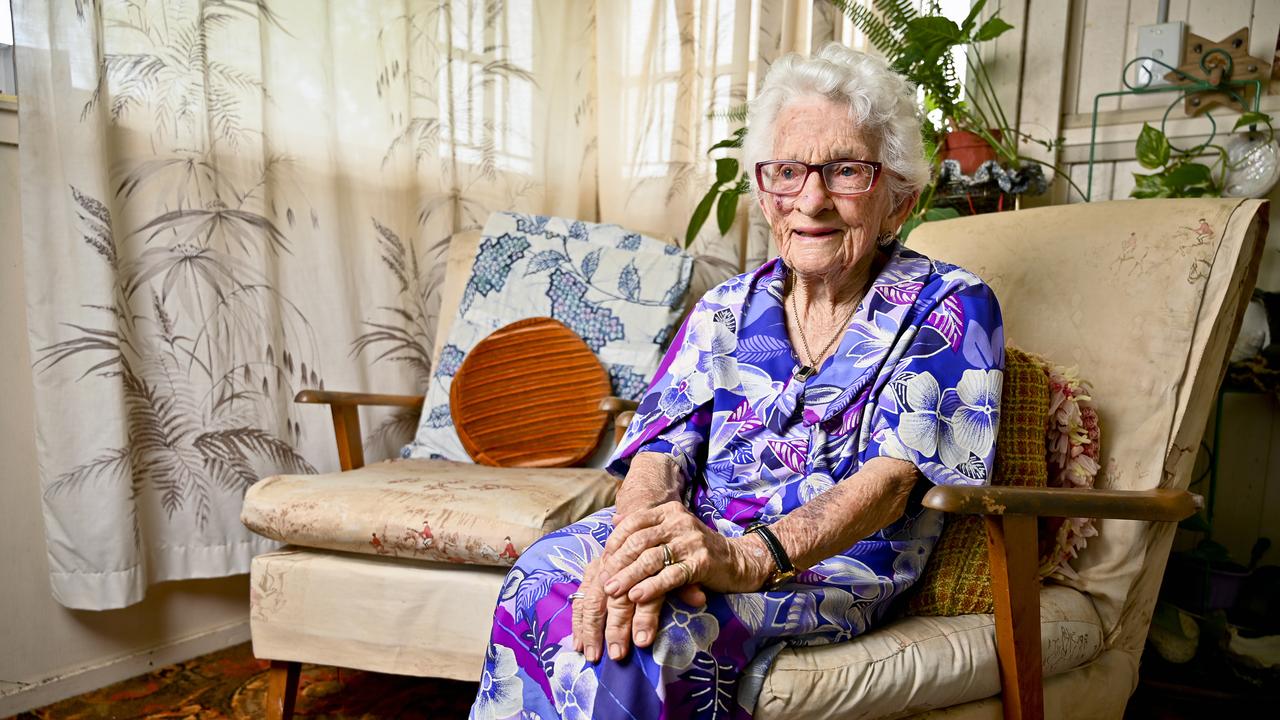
573,554,668,663
573,507,706,662
572,452,705,662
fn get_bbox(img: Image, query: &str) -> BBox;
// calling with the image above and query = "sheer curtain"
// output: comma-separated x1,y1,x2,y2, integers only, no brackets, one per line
16,0,830,610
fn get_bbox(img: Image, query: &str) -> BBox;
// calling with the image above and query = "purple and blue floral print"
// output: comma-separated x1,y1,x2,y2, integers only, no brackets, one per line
470,243,1004,720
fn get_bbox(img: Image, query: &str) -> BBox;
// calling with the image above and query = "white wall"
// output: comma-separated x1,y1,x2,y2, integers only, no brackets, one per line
0,99,250,716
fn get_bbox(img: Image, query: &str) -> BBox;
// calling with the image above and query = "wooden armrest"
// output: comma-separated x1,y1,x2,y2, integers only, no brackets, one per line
599,396,640,414
589,426,1198,720
920,483,1201,719
614,410,636,445
294,390,423,472
922,485,1202,522
925,483,1201,720
294,389,424,408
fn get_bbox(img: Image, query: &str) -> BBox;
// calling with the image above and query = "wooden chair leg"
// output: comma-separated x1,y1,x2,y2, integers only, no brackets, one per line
266,660,301,720
329,404,365,471
985,514,1044,720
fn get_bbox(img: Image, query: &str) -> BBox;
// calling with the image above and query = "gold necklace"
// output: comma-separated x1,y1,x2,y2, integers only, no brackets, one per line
790,289,859,381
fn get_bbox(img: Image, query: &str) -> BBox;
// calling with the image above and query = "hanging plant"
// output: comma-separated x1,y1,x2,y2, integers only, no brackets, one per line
1131,112,1276,198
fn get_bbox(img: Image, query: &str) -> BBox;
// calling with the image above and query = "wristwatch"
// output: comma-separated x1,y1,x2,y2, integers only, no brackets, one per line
745,522,796,590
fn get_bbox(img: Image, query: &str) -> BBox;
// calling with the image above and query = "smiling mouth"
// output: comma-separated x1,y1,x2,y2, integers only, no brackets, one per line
793,228,840,238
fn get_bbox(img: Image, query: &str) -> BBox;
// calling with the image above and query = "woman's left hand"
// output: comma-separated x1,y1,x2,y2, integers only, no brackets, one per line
599,501,772,605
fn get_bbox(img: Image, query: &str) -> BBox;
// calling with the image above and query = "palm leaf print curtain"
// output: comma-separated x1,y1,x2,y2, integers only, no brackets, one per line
15,0,833,610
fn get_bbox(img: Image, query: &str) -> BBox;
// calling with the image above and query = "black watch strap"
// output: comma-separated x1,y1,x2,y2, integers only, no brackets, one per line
745,522,794,576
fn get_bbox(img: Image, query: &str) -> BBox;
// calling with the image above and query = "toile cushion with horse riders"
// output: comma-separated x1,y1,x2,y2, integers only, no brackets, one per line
240,459,614,566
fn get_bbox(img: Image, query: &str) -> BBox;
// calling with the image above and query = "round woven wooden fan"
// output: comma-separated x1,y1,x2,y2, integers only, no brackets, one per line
450,317,613,468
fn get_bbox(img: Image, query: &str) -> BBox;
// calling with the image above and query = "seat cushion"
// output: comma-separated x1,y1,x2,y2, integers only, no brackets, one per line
249,549,1104,712
250,548,506,681
897,648,1138,720
241,459,614,566
756,585,1103,720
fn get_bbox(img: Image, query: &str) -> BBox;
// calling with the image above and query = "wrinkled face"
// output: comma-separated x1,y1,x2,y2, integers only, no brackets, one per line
758,96,910,282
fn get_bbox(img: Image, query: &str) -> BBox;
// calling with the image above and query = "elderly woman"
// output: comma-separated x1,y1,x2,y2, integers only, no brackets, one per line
470,44,1003,720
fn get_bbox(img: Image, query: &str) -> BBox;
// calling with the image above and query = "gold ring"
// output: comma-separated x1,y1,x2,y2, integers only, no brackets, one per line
660,543,674,567
672,560,693,586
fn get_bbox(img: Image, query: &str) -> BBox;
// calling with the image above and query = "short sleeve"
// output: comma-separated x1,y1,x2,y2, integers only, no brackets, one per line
606,402,711,482
862,281,1005,486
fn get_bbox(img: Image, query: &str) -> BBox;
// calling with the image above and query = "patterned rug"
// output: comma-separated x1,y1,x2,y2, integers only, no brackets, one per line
7,643,478,719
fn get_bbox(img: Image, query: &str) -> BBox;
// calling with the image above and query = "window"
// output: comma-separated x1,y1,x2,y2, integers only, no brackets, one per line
621,0,743,178
440,0,534,175
0,0,14,96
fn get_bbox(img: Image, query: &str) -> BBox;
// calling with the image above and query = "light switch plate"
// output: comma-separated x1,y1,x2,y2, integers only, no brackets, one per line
1135,22,1186,87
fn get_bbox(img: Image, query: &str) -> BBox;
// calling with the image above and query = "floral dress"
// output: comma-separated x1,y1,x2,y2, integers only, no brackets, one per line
470,243,1005,720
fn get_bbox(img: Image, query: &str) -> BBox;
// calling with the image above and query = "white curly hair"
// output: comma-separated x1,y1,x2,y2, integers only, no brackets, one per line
742,43,930,207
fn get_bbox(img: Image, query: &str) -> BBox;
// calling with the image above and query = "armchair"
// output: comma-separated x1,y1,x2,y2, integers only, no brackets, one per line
747,197,1267,720
243,198,1268,720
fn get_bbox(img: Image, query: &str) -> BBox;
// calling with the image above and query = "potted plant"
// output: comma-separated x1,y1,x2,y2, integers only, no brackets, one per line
838,0,1009,166
686,1,1070,247
842,0,1071,216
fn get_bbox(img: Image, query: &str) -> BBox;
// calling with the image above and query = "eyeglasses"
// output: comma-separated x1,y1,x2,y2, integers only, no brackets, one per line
755,160,883,196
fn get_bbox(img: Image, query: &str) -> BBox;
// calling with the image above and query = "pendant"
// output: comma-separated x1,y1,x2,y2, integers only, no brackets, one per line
794,365,816,381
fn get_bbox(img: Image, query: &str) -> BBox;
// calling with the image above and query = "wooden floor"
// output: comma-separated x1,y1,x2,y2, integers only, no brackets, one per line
4,643,478,720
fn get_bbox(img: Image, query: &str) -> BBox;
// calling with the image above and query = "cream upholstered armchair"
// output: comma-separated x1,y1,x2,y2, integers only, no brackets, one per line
242,198,1267,720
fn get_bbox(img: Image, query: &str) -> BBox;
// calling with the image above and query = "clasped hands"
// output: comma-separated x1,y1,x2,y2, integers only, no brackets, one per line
571,500,772,663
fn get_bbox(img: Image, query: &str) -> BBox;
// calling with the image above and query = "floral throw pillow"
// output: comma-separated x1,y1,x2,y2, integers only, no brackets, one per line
403,212,694,462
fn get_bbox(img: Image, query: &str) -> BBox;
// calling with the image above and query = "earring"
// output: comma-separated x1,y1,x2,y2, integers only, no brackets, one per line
876,231,898,250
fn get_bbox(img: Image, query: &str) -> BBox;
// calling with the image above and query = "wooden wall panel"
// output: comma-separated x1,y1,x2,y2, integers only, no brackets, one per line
1076,0,1133,114
1018,1,1071,170
1075,0,1277,115
1251,1,1280,93
1186,0,1256,47
980,0,1028,129
1108,159,1143,199
1067,163,1087,203
1065,160,1116,203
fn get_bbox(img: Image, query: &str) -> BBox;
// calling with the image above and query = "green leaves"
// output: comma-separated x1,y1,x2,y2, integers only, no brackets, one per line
715,157,739,184
1130,172,1169,198
685,158,747,247
906,16,964,47
708,127,747,152
960,0,987,34
1165,162,1215,193
1131,120,1232,199
904,16,964,67
974,16,1014,42
686,187,718,248
716,190,739,235
1131,162,1217,198
1136,123,1171,169
1234,111,1270,131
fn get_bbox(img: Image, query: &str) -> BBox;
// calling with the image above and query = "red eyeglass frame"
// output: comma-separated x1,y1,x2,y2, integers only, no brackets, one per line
754,159,885,196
